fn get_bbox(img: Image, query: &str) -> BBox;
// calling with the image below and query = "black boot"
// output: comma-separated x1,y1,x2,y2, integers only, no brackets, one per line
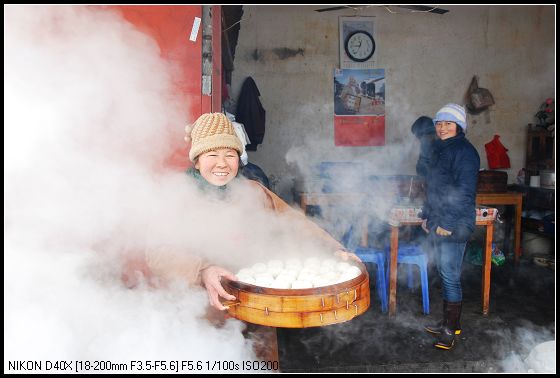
434,301,462,350
425,300,462,335
425,300,448,334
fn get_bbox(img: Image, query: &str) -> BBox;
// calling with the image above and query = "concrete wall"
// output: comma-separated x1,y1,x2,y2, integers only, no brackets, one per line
229,5,555,201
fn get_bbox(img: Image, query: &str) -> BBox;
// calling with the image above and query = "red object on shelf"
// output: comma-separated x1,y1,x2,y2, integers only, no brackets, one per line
484,134,511,169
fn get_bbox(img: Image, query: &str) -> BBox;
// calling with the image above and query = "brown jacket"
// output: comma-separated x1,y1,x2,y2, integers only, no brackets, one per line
142,179,344,287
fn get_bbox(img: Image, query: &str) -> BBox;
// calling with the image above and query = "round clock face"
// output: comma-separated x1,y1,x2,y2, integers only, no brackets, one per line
345,31,376,62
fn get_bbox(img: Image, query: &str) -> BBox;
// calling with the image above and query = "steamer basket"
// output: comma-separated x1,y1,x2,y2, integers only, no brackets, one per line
222,262,370,328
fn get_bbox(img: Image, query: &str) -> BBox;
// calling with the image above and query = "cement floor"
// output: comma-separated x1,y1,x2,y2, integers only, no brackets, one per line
276,255,555,373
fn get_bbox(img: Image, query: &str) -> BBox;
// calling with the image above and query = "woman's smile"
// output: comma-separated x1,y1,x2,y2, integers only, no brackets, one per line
195,148,239,186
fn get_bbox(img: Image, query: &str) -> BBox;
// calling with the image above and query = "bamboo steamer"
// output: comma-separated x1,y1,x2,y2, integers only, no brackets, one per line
222,262,370,328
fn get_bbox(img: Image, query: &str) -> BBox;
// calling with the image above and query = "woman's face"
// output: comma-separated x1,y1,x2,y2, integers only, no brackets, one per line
435,121,458,140
195,148,239,186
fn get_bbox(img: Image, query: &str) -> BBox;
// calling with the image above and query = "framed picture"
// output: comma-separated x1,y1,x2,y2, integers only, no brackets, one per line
339,16,376,69
333,68,385,146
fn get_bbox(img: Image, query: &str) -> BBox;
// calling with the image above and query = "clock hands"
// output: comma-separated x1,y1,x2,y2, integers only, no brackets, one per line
345,31,375,61
350,37,363,55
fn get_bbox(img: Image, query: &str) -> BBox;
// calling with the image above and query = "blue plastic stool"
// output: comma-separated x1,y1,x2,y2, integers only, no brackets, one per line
385,244,430,315
354,247,388,313
341,226,388,313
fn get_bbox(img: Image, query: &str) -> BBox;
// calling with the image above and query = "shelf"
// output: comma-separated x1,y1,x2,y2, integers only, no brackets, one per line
522,217,555,237
508,184,555,193
522,228,555,238
508,184,555,210
526,125,554,172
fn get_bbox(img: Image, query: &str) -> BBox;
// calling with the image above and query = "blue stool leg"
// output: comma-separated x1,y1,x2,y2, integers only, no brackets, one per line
356,248,388,314
419,256,430,314
380,245,429,314
407,264,414,289
384,252,390,291
376,253,388,313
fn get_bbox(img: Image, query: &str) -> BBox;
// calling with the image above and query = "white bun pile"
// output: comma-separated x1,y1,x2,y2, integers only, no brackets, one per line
234,257,362,289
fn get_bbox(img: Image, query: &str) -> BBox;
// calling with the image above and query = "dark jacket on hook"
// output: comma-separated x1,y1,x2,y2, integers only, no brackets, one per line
411,116,436,177
236,77,266,151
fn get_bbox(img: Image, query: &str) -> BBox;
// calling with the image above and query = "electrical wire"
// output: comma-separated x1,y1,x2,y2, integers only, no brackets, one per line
383,5,445,14
224,5,444,33
223,19,242,34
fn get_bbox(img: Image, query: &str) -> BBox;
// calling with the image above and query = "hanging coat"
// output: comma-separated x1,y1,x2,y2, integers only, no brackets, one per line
236,77,266,151
411,116,436,177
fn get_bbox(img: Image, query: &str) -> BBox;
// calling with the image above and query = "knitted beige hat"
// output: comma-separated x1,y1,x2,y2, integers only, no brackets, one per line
185,112,244,162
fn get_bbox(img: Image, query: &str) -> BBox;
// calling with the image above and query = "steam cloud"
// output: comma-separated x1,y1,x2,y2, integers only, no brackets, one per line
4,5,263,371
6,5,554,374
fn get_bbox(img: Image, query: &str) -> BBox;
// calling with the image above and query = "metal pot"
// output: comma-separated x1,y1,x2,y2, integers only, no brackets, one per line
540,170,555,189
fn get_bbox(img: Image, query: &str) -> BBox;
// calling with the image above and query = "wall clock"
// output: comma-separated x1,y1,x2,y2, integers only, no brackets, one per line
344,30,375,62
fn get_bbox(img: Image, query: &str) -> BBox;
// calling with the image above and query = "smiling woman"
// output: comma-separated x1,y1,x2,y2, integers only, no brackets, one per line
420,103,480,351
435,121,458,141
142,112,362,312
195,148,240,186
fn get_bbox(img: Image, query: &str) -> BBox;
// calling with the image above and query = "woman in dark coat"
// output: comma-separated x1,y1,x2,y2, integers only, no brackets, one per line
420,103,480,350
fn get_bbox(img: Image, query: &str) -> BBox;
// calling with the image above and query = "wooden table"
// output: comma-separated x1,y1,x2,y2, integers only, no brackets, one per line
475,192,523,264
299,192,498,316
387,217,495,316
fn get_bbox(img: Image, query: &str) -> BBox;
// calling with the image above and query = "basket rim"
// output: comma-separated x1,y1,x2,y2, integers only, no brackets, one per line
222,261,369,296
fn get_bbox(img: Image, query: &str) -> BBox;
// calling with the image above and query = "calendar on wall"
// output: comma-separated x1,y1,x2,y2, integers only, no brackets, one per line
333,68,385,146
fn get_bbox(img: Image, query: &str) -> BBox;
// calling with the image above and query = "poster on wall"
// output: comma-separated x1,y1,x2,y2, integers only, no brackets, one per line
333,68,385,146
339,16,376,69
